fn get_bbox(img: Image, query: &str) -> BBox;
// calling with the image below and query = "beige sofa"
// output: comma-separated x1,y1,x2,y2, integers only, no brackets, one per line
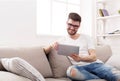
0,45,118,81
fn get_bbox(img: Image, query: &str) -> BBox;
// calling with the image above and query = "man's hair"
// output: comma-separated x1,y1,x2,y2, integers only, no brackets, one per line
68,12,81,22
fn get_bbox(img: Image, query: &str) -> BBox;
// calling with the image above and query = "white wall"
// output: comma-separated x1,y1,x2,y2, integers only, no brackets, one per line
80,0,93,36
0,0,93,47
0,0,59,47
0,0,34,46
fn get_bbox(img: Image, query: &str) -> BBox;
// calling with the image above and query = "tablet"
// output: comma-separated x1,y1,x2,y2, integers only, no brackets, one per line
57,44,79,56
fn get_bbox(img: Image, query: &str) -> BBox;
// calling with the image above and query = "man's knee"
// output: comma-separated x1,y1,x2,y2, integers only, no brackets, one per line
70,68,77,77
69,68,76,77
66,66,85,80
66,66,79,79
66,66,76,77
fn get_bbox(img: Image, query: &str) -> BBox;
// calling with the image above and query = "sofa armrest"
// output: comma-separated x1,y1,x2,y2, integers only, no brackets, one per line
95,45,112,63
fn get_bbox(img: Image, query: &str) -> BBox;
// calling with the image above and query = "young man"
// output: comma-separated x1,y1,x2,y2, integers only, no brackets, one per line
44,12,120,81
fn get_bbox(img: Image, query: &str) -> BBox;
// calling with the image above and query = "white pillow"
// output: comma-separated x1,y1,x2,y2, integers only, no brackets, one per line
1,57,45,81
106,54,120,70
0,71,31,81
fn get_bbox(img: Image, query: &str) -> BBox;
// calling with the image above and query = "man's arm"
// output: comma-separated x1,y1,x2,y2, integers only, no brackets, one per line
81,49,97,62
43,45,52,54
43,42,58,54
70,49,97,62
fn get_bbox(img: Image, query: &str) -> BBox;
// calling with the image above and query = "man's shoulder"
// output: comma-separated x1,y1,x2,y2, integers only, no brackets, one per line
80,34,91,39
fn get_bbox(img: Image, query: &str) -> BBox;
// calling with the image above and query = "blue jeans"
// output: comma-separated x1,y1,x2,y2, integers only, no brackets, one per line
67,62,120,81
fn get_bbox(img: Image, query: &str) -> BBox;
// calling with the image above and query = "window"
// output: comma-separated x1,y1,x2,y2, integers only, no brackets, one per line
37,0,81,36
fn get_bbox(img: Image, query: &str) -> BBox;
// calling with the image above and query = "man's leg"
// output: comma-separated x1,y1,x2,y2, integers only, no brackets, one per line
66,65,100,81
110,65,120,81
90,63,118,81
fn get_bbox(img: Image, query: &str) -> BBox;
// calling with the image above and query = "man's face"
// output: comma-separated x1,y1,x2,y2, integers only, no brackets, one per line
67,19,80,35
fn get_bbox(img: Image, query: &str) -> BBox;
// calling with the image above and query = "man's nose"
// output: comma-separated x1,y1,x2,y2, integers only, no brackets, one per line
69,26,74,29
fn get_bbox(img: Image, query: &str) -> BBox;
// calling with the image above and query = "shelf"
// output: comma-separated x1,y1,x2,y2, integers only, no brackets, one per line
96,0,111,4
97,34,120,37
97,0,107,4
97,15,120,20
96,0,120,44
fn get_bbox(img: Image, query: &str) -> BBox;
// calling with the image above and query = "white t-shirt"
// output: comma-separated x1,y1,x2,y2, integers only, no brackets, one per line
58,34,103,66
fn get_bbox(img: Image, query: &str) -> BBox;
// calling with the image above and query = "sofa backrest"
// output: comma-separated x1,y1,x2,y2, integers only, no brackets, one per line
0,46,53,78
95,45,112,63
0,45,112,78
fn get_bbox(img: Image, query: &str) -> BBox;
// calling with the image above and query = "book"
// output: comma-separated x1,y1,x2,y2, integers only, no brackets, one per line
98,9,104,17
102,9,109,16
98,9,109,17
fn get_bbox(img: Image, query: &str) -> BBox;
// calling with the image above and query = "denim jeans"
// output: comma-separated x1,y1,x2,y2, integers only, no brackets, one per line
67,62,120,81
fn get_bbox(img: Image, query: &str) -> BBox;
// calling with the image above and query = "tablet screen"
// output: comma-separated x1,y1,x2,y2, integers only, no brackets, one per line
57,44,79,56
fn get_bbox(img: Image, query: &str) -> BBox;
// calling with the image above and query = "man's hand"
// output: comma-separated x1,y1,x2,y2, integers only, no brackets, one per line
70,49,97,62
70,54,81,62
51,42,59,50
43,42,58,54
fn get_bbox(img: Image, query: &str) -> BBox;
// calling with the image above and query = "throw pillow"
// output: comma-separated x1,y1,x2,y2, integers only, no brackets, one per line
48,48,72,78
1,57,45,81
0,71,31,81
106,54,120,70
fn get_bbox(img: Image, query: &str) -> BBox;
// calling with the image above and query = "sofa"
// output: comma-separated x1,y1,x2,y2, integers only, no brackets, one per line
0,45,119,81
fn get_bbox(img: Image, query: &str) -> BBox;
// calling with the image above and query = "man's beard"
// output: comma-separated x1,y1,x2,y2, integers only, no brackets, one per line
68,30,77,35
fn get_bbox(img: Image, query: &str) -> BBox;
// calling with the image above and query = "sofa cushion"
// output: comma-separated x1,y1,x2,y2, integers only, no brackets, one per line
1,57,45,81
95,45,112,63
106,54,120,70
0,71,31,81
48,48,72,78
87,79,106,81
46,78,71,81
45,78,106,81
0,46,53,77
0,60,5,70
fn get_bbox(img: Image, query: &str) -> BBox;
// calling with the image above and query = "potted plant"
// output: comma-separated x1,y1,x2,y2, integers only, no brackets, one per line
118,10,120,14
